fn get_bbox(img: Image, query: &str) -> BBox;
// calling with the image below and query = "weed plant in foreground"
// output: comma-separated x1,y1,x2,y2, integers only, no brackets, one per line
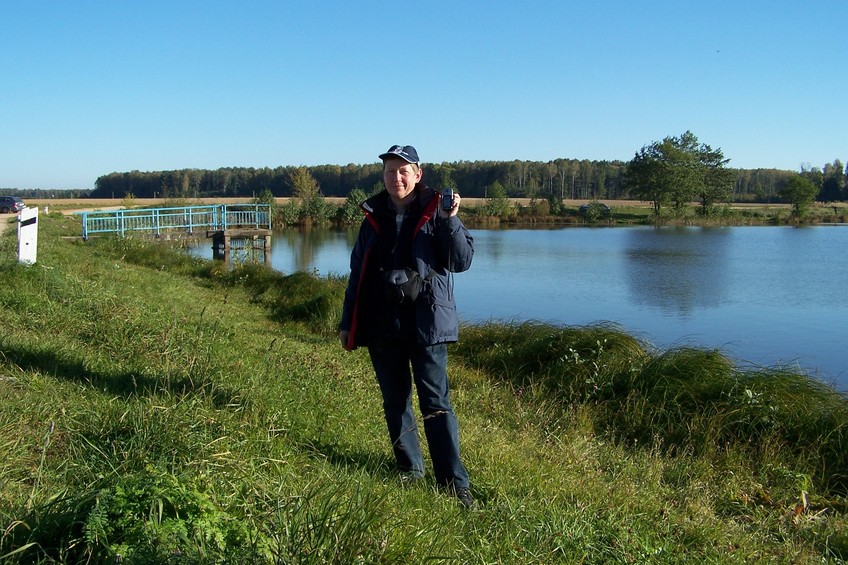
1,214,847,563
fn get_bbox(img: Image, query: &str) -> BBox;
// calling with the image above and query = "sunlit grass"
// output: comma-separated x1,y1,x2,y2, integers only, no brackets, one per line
1,214,847,562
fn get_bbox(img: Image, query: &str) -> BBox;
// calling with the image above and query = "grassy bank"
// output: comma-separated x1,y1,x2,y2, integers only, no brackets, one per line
1,212,847,563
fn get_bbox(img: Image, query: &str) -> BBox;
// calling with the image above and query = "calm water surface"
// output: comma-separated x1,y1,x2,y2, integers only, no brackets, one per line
189,226,848,388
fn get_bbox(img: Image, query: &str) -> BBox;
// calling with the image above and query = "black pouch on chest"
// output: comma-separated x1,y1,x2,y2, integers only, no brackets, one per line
383,268,422,304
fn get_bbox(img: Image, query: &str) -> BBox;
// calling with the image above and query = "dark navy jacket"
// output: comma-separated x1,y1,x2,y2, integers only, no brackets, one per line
339,184,474,349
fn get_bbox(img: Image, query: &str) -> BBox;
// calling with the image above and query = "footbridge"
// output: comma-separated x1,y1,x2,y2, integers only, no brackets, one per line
77,203,271,240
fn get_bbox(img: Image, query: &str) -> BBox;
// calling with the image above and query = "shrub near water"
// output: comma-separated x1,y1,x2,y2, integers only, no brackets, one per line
455,321,648,401
108,235,347,338
457,322,848,496
209,262,347,338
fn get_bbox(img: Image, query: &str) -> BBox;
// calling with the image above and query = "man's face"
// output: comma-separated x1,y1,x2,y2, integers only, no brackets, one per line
383,158,422,204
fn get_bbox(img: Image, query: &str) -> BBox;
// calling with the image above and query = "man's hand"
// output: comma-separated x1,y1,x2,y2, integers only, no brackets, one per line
439,192,461,219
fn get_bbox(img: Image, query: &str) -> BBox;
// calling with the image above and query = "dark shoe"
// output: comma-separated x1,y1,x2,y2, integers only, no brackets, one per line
455,487,477,509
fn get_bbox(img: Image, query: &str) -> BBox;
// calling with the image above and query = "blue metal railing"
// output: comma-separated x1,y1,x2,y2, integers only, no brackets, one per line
77,204,271,239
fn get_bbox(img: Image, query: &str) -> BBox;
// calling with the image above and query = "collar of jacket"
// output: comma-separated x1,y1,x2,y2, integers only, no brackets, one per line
361,183,438,235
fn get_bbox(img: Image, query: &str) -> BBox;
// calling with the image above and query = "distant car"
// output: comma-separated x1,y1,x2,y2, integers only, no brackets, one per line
0,196,27,214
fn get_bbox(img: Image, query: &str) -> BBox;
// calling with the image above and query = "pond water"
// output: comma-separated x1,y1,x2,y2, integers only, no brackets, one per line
188,225,848,389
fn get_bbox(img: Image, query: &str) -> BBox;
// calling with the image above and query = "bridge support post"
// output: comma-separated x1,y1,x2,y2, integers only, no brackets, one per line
211,229,271,262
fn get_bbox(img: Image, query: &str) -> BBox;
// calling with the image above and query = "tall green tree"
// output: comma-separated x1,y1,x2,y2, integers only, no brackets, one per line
779,175,820,217
625,131,733,216
484,180,510,217
696,144,735,215
288,166,329,225
426,164,455,190
820,159,845,201
340,188,367,224
289,166,320,201
799,164,824,196
624,142,672,215
667,131,702,211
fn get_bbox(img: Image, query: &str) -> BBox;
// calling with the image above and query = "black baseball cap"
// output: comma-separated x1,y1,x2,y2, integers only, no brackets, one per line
378,145,420,164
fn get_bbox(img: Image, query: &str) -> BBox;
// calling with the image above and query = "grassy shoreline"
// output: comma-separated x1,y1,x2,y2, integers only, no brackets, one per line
21,196,848,228
2,212,847,563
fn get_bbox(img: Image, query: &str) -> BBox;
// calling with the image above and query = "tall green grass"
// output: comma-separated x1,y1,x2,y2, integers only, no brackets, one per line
457,322,848,493
2,213,847,563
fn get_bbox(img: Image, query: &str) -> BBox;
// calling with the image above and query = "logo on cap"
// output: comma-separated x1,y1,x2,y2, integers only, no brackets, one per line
379,145,419,164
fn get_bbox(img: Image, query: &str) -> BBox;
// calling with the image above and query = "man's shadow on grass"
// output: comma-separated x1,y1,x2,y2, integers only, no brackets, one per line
0,343,242,408
2,343,445,487
289,435,401,482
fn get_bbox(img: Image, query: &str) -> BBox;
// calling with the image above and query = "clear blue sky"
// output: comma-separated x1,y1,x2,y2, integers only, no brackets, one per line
2,1,846,191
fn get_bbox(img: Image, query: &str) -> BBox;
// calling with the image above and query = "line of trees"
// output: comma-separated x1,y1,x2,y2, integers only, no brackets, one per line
0,188,90,199
5,136,844,206
88,158,845,207
89,159,634,202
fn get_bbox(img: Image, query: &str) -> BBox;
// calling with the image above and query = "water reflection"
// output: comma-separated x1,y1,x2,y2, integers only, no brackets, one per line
185,225,848,385
485,229,506,262
270,228,357,276
624,227,732,316
277,229,346,273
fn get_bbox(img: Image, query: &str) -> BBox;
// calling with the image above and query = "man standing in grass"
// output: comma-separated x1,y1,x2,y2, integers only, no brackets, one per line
338,145,476,508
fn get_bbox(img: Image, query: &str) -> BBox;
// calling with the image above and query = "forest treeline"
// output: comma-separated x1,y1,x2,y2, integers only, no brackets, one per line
86,158,846,203
4,157,845,204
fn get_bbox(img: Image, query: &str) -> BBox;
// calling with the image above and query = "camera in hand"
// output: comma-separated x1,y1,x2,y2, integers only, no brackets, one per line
441,188,454,211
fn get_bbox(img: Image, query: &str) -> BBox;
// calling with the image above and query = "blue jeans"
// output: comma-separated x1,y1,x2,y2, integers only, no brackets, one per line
368,341,469,490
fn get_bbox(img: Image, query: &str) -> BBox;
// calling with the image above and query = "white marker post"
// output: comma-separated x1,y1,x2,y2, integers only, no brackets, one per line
17,207,38,264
